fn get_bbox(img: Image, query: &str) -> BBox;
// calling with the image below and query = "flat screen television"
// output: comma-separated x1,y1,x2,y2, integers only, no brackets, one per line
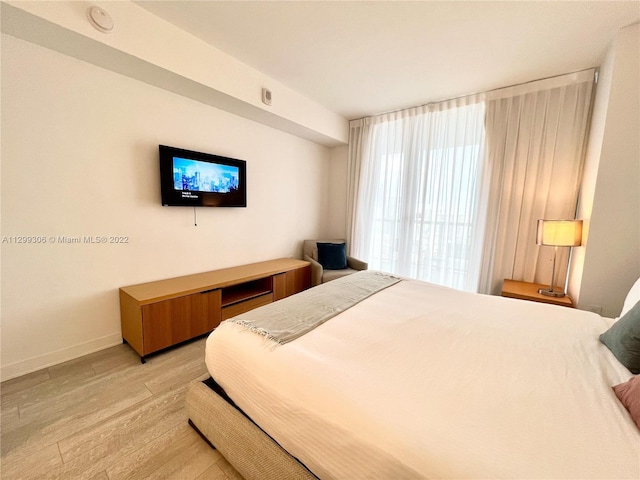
159,145,247,207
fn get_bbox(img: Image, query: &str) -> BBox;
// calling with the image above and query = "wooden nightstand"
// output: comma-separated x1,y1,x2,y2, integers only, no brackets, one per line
501,279,574,308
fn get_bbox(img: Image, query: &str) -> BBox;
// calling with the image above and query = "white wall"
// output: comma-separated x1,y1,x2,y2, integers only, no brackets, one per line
324,145,349,240
569,23,640,317
0,34,331,380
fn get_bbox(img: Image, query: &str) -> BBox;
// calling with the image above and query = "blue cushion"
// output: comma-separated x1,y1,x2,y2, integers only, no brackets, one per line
317,242,348,270
600,300,640,374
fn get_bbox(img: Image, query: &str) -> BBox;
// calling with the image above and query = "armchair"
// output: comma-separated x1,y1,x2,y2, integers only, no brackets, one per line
302,239,368,286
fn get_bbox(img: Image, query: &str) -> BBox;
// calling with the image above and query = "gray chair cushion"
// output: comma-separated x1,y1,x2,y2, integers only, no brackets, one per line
302,239,367,286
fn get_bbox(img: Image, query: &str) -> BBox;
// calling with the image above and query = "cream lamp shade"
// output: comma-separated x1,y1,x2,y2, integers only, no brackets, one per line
536,219,583,297
536,220,583,247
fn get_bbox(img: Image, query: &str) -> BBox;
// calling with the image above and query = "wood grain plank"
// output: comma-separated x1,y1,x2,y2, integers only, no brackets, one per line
0,443,63,480
0,337,244,480
58,384,189,462
1,368,51,397
88,471,109,480
194,462,228,480
2,381,152,457
106,423,208,480
142,426,222,479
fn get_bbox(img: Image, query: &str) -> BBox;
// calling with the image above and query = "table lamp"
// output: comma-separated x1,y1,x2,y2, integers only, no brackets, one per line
536,219,583,297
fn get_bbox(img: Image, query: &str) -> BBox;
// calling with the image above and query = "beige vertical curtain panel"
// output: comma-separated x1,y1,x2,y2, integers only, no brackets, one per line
478,69,595,294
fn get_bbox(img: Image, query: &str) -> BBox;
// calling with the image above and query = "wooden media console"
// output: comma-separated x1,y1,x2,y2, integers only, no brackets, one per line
119,258,311,360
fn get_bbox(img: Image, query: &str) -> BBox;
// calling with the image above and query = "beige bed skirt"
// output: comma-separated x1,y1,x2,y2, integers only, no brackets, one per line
186,380,317,480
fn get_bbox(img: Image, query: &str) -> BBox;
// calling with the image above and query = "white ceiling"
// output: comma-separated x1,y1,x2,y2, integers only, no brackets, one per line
136,1,639,120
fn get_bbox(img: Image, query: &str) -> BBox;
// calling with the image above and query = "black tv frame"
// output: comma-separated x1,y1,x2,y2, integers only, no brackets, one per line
159,145,247,207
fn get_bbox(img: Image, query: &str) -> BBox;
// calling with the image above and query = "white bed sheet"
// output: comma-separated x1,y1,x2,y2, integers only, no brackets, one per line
205,279,640,479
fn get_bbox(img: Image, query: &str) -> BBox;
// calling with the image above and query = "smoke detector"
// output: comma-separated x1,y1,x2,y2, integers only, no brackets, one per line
87,6,114,34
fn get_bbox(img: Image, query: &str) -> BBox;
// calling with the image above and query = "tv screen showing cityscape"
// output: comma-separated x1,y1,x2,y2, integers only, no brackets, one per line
159,145,246,207
173,157,240,194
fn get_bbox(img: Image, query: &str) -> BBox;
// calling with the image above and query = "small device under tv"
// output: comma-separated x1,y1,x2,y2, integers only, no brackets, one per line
159,145,247,207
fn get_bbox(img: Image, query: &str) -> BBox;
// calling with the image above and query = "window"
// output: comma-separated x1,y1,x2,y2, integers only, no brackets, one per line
350,102,486,291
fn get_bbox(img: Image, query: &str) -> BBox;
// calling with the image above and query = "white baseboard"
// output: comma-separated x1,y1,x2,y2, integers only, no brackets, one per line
0,333,123,382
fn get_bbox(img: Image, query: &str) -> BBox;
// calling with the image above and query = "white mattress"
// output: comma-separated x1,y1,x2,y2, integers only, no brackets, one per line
205,279,640,479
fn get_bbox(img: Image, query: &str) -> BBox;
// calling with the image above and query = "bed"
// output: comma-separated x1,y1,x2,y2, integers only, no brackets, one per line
187,271,640,479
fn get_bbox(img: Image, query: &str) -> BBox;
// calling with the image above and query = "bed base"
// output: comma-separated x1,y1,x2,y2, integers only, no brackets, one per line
186,378,317,480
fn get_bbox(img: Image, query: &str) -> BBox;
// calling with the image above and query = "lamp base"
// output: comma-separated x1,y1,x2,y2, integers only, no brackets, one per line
538,287,566,298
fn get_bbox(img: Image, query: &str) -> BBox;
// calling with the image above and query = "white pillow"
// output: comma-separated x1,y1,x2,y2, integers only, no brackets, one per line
620,277,640,318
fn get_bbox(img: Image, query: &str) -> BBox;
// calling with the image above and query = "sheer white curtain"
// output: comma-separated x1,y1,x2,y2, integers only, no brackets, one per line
478,70,595,294
348,97,488,291
348,69,595,293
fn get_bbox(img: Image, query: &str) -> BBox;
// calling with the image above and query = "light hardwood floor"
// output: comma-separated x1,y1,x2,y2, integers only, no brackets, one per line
1,338,243,480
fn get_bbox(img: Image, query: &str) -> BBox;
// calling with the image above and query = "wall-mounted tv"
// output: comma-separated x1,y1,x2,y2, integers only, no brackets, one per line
159,145,247,207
